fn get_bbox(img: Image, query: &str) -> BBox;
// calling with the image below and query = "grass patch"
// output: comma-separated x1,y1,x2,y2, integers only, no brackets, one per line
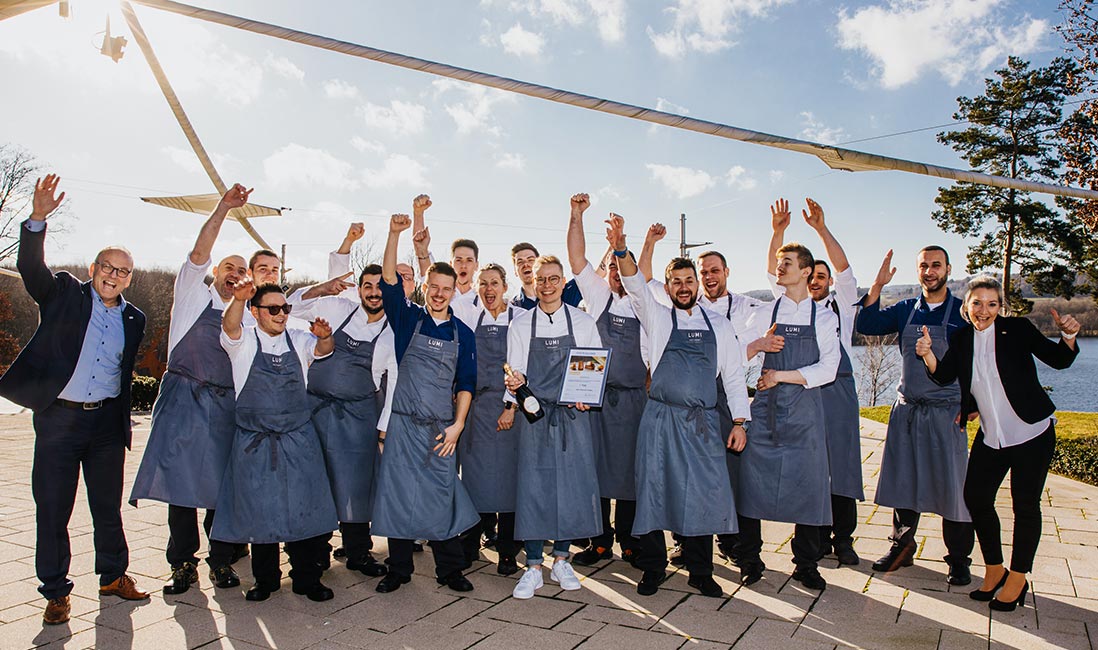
859,407,1098,487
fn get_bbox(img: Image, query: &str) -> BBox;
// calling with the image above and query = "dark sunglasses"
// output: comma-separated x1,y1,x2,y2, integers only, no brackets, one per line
255,303,292,316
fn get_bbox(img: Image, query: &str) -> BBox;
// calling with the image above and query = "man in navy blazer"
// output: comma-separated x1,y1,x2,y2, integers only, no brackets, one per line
0,175,150,625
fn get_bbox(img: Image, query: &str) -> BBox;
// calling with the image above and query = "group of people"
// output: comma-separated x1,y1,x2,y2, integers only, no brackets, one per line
1,175,1081,628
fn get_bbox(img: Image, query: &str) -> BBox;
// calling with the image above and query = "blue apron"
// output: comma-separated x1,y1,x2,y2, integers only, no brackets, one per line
713,299,743,503
593,295,647,500
876,295,970,521
514,308,601,541
131,300,235,508
632,308,737,537
211,331,338,544
307,308,383,523
820,298,864,501
737,301,832,526
371,318,480,540
458,308,519,513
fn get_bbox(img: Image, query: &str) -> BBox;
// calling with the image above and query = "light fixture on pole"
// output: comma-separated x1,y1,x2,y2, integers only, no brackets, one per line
678,213,712,259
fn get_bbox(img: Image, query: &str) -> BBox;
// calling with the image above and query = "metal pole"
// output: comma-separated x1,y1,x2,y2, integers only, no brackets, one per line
679,213,686,259
280,243,287,287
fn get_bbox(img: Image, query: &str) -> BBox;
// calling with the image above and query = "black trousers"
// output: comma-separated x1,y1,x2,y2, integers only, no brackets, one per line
166,505,241,568
637,531,713,576
32,401,128,600
592,498,640,552
736,516,822,570
250,535,328,589
388,537,465,579
462,512,517,561
820,495,858,549
891,509,974,561
339,522,375,559
964,426,1055,574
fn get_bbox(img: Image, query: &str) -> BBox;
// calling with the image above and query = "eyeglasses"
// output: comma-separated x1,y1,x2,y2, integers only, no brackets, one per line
535,275,563,286
255,303,293,316
95,261,132,278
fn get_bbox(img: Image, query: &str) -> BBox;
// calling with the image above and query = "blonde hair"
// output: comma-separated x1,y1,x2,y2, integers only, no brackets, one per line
533,255,564,274
476,263,508,287
961,275,1008,322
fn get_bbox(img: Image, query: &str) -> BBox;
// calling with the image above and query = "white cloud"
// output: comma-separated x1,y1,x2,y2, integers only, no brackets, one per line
484,0,626,43
769,169,786,184
350,137,386,155
588,0,627,43
646,163,715,199
799,112,847,145
361,154,430,189
647,0,792,58
725,165,758,190
263,52,304,82
595,184,627,203
836,0,1048,88
263,144,358,189
161,146,240,178
433,79,518,136
357,100,428,136
500,23,546,57
323,79,360,100
496,152,526,170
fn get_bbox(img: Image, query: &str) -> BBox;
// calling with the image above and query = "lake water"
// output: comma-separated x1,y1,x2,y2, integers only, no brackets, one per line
851,338,1098,412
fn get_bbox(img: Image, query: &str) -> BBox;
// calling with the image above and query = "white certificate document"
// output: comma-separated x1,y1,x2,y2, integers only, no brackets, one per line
557,348,612,407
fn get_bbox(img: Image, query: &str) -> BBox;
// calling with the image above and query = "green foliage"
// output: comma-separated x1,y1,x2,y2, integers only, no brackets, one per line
130,374,161,412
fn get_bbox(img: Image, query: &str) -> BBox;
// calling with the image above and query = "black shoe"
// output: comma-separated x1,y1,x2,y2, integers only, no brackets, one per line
871,543,916,573
482,531,498,549
738,560,765,586
436,571,474,592
792,567,827,590
668,544,685,567
209,565,240,589
637,571,669,596
834,544,861,566
245,583,280,601
573,546,612,566
497,556,520,576
621,548,640,568
230,545,250,565
333,546,347,559
163,563,198,595
412,542,424,553
347,553,388,577
946,556,972,586
376,573,410,593
292,581,334,602
970,570,1009,601
687,574,723,597
989,581,1028,612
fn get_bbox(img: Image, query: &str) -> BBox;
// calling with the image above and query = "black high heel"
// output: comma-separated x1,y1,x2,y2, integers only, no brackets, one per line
989,580,1029,612
969,569,1009,601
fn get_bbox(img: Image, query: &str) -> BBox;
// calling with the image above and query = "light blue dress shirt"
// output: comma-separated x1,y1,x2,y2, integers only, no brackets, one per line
57,267,127,403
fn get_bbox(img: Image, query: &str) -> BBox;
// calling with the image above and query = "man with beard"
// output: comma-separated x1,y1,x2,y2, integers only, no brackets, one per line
371,213,480,594
328,222,419,301
735,241,840,591
288,264,398,579
248,249,282,288
510,242,583,309
765,198,864,566
856,247,974,585
215,280,339,601
565,193,646,568
607,217,749,598
130,184,253,595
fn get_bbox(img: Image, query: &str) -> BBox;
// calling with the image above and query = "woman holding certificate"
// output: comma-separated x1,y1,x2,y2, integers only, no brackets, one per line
504,255,603,600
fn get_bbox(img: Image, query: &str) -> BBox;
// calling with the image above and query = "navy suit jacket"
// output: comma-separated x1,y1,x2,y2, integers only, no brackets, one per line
0,221,145,448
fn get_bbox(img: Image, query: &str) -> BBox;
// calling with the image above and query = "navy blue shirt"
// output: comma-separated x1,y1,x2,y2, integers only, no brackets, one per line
510,278,583,310
856,290,966,354
382,276,476,395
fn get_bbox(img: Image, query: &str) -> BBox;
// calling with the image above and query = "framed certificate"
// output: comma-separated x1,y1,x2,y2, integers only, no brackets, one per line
557,348,612,407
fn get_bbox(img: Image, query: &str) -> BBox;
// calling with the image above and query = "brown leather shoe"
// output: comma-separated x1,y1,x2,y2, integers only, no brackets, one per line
43,596,70,625
99,575,150,600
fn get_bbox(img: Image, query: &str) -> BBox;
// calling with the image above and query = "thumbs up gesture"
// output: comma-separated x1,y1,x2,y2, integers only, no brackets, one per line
915,325,933,358
1051,308,1081,337
757,323,785,353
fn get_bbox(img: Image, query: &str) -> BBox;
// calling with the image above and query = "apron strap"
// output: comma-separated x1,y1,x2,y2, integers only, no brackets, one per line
243,431,282,471
336,308,357,333
726,296,732,321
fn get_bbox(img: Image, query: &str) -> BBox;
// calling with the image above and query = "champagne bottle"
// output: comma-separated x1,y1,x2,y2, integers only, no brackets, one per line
504,363,545,423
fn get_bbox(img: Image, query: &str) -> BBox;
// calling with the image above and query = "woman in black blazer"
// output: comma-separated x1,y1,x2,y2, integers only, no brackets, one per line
916,275,1080,612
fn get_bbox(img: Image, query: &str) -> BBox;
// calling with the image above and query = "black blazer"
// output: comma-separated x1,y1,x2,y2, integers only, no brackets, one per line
0,221,146,448
929,316,1079,426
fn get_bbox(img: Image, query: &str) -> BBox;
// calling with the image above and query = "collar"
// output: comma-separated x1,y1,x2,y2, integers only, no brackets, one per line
917,289,953,310
92,286,126,311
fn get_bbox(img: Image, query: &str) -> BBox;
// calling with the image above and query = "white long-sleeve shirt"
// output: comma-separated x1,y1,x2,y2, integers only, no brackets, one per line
647,279,759,368
505,303,603,404
622,272,750,421
452,299,524,332
167,257,254,355
220,326,327,397
768,266,859,356
285,294,398,431
971,324,1051,449
742,294,841,389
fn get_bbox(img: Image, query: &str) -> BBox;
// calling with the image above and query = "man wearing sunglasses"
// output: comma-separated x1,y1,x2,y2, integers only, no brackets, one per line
212,279,340,602
0,175,149,625
130,184,253,597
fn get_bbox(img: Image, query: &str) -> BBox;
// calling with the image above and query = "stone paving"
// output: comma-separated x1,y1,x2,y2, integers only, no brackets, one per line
1,413,1097,650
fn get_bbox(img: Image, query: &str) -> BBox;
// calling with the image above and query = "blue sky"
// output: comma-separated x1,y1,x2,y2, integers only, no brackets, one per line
0,0,1064,293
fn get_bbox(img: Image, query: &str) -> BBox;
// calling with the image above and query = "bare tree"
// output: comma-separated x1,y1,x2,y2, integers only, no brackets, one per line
856,334,901,407
0,144,69,265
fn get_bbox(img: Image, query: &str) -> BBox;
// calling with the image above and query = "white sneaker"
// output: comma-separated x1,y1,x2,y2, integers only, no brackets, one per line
512,567,544,599
551,559,582,591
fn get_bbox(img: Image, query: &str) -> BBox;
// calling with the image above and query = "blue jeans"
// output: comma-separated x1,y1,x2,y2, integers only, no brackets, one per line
524,540,571,566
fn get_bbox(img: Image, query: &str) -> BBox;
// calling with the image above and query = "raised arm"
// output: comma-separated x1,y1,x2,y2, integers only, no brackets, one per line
412,194,432,277
566,192,591,275
222,277,256,341
309,316,335,358
191,184,251,266
767,198,790,277
803,198,849,274
298,272,354,302
17,174,66,305
639,223,666,282
383,213,411,285
862,249,896,310
336,222,364,256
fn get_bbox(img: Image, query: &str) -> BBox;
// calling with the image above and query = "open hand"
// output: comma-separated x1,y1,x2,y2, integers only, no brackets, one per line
756,368,779,391
435,422,462,456
31,174,65,221
310,317,332,339
771,198,790,232
802,198,824,230
875,249,897,287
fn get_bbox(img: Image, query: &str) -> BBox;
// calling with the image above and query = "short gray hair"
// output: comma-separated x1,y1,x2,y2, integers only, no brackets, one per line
961,274,1007,322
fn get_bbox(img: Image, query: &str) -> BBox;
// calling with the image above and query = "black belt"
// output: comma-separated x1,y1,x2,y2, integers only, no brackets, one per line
55,397,117,411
